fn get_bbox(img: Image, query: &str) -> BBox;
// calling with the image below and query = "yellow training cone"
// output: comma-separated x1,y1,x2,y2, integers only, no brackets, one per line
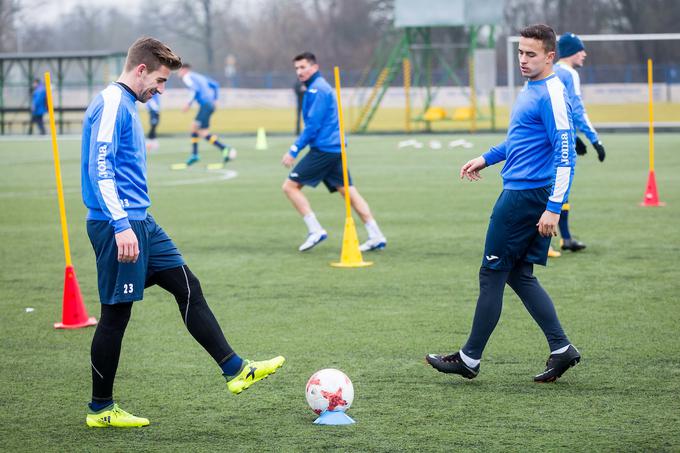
255,127,268,150
331,217,373,268
330,66,373,268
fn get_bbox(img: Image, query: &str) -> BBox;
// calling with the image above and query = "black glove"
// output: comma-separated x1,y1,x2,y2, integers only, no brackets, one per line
593,141,606,162
575,136,587,155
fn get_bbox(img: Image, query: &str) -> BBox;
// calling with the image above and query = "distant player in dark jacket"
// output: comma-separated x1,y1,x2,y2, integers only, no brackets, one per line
426,24,581,383
30,78,47,135
281,52,386,253
145,92,160,151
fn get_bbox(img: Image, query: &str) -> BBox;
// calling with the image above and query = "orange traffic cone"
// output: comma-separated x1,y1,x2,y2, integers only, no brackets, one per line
54,265,97,329
640,171,665,207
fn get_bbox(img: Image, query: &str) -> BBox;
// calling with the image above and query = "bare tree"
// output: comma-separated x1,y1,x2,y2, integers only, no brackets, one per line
148,0,233,72
0,0,21,52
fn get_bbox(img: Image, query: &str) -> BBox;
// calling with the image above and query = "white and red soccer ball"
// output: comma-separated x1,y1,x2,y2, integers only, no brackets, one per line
305,368,354,415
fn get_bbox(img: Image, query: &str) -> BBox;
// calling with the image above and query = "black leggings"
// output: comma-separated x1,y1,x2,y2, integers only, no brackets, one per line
462,261,570,360
90,265,235,402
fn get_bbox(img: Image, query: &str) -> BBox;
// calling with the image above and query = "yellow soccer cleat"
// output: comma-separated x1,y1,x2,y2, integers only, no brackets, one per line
86,403,150,428
548,246,561,258
227,356,285,395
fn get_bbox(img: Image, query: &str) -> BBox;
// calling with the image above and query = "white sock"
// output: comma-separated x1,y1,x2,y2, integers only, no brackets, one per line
551,345,570,355
364,219,384,240
459,350,480,368
303,213,323,234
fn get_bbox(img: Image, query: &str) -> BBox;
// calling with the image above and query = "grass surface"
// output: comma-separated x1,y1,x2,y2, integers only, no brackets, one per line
1,133,679,451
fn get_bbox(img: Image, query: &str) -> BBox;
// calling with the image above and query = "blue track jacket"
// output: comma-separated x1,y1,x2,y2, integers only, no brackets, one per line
81,83,149,233
289,71,341,157
182,72,219,106
482,73,576,214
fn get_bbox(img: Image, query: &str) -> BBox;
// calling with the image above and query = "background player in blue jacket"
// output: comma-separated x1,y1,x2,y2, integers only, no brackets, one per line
81,37,284,428
30,78,47,135
554,32,606,252
178,63,236,166
281,52,386,252
426,24,581,383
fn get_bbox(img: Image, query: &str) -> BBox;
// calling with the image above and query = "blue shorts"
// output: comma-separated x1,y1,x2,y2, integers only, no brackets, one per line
86,214,185,304
288,148,352,193
481,186,552,271
195,103,215,129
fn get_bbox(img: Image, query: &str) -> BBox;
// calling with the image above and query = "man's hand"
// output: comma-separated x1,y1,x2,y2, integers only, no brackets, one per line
281,152,296,168
115,228,139,263
182,104,191,113
536,210,560,237
593,141,606,162
575,136,587,156
460,156,487,181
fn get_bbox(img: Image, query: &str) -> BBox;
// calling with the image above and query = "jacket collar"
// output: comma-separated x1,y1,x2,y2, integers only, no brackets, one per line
304,71,321,88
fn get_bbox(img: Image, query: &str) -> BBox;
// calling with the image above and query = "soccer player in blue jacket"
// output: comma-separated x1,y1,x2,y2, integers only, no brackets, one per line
178,63,236,166
426,25,581,383
81,37,284,428
281,52,386,252
554,32,606,252
30,78,47,135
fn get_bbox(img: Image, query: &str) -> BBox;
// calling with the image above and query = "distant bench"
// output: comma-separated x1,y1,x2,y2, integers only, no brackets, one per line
0,107,86,135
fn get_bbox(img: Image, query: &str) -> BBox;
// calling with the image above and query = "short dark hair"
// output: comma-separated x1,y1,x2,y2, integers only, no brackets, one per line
181,63,192,69
519,24,556,53
293,52,317,64
125,37,182,72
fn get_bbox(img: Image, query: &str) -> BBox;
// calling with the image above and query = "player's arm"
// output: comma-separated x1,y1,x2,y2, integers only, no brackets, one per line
538,90,575,237
87,101,139,263
182,74,197,111
209,78,220,101
571,72,605,161
283,89,329,166
574,100,605,162
460,141,506,181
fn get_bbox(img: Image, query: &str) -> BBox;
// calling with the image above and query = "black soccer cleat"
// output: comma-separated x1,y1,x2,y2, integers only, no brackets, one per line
426,352,479,379
534,345,581,383
561,238,587,252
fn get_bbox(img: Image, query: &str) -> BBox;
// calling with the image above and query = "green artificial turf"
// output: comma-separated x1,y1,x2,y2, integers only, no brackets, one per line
0,132,678,451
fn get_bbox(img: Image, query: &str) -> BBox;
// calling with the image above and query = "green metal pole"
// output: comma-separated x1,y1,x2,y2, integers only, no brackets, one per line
469,26,479,132
425,28,433,131
0,60,4,135
488,25,497,131
87,57,94,101
57,58,63,134
28,58,34,134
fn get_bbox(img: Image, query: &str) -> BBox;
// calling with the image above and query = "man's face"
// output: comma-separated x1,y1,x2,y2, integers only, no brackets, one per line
569,49,587,68
518,37,555,80
294,59,318,82
137,65,171,102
